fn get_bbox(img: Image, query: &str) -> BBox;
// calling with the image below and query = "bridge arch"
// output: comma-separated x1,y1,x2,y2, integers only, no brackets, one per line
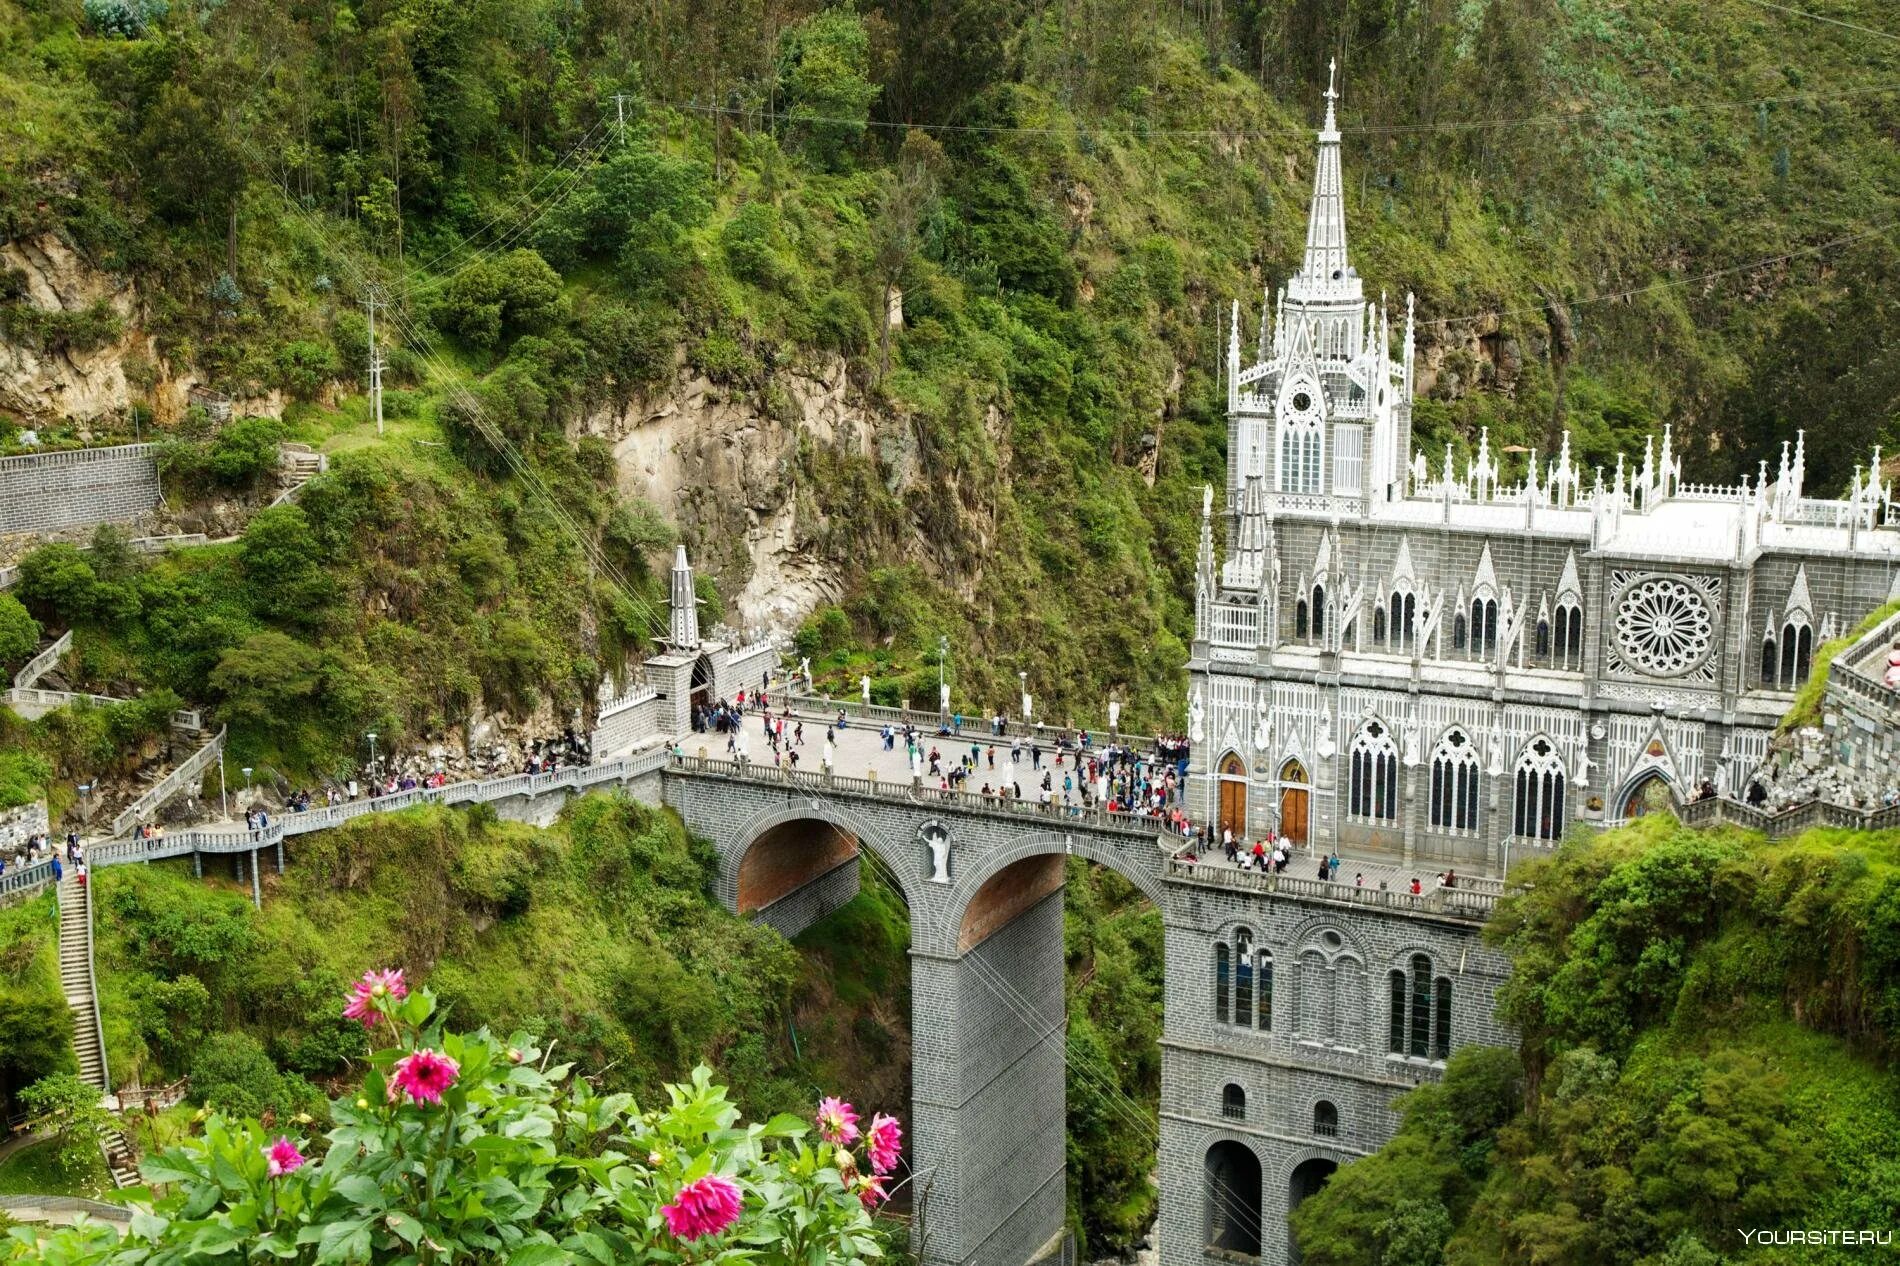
719,801,918,926
941,827,1166,954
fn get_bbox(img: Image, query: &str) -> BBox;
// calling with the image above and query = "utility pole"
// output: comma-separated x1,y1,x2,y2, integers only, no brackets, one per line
613,93,631,145
365,291,386,436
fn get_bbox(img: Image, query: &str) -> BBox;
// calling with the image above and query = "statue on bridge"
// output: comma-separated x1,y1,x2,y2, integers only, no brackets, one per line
923,826,952,884
861,675,872,706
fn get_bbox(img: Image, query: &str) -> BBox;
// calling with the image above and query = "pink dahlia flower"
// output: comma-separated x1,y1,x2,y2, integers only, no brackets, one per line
264,1135,307,1178
390,1049,460,1105
856,1172,888,1211
816,1096,860,1146
867,1112,903,1176
342,968,408,1028
660,1174,743,1240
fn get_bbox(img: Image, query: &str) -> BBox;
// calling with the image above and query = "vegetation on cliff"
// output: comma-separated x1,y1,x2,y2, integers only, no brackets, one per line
1292,816,1900,1264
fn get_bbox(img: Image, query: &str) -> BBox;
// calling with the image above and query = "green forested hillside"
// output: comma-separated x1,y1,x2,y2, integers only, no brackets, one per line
4,0,1899,742
1292,817,1900,1265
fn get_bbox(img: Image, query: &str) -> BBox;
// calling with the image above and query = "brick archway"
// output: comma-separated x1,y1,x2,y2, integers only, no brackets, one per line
720,802,918,926
941,828,1166,954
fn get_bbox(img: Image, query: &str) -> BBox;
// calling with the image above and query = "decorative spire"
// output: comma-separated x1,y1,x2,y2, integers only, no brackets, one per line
668,545,702,650
1194,485,1216,642
1290,60,1356,302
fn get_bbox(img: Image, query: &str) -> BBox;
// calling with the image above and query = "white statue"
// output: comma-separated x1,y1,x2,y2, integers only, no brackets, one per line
1108,699,1121,731
861,675,872,705
800,657,813,690
911,750,924,780
1022,692,1034,720
1403,724,1420,767
940,681,951,709
1252,698,1271,754
823,740,835,771
925,829,952,884
1188,689,1206,744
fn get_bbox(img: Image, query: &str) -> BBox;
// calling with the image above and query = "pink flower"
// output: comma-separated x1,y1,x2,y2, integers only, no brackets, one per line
342,968,408,1028
389,1049,459,1105
816,1096,860,1146
856,1172,888,1211
263,1136,306,1178
867,1112,903,1175
660,1174,743,1241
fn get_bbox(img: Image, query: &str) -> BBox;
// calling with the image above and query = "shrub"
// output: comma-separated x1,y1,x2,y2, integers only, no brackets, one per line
0,594,39,671
205,416,287,487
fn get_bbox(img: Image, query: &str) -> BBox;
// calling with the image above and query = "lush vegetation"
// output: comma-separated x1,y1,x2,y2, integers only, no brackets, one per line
1292,816,1900,1264
3,0,1893,737
0,891,70,1118
6,983,903,1264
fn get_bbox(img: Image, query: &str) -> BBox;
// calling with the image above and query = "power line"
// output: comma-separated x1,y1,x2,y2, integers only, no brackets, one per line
1734,0,1900,46
1421,219,1900,328
652,78,1900,142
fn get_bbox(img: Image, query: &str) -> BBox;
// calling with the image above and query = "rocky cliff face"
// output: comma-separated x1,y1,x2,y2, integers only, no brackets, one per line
582,356,898,633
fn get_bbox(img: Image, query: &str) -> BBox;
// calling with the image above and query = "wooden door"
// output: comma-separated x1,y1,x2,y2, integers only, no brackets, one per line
1218,754,1248,838
1279,759,1309,845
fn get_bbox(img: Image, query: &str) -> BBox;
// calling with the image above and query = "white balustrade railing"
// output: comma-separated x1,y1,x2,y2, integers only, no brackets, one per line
110,728,226,836
13,630,73,690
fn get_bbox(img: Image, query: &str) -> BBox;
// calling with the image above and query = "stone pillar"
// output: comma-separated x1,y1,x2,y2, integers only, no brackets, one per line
910,888,1068,1266
1401,761,1418,869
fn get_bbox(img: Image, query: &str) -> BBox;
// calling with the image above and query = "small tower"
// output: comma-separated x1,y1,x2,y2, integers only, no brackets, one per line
668,545,702,651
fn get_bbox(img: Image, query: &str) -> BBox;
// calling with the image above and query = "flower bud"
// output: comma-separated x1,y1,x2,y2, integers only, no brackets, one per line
647,1150,665,1167
355,1097,370,1110
507,1048,523,1064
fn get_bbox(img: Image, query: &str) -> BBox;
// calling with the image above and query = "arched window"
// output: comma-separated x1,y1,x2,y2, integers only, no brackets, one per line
1222,1084,1246,1120
1535,618,1550,658
1348,721,1399,821
1387,969,1406,1053
1313,1100,1338,1137
1429,729,1480,833
1434,976,1453,1060
1761,633,1779,687
1452,612,1467,651
1234,929,1255,1027
1470,597,1498,656
1372,604,1386,644
1780,619,1814,686
1295,598,1309,639
1312,585,1327,639
1258,949,1274,1032
1410,953,1432,1057
1513,737,1567,841
1214,941,1230,1023
1556,601,1583,668
1389,590,1416,650
1279,417,1323,495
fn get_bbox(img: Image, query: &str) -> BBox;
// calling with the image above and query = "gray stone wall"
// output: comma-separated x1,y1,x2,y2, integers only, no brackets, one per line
0,444,160,536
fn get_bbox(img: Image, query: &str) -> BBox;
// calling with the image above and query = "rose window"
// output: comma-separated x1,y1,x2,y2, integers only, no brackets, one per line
1614,578,1713,676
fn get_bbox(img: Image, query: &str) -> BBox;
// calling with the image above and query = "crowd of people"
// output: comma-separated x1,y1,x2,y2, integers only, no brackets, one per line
1169,822,1465,896
0,829,82,879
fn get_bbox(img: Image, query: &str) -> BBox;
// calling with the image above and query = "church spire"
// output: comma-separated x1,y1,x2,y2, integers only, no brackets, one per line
668,545,701,650
1291,58,1353,299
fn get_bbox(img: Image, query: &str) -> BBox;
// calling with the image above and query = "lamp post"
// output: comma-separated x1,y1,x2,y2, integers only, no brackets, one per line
1019,671,1031,725
366,732,379,777
937,635,950,719
241,767,254,806
77,782,92,825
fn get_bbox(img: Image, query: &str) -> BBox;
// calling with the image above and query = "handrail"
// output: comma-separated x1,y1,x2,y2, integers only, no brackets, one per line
110,728,225,836
13,629,73,690
1164,858,1497,920
83,871,109,1094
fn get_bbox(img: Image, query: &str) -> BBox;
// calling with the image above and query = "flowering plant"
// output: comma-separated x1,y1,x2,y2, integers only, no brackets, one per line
6,970,901,1264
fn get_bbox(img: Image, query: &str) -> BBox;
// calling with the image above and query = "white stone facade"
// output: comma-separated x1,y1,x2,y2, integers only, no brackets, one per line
1189,84,1900,876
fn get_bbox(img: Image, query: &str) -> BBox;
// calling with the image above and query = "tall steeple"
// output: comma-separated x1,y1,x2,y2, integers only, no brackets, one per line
668,545,701,650
1289,58,1359,304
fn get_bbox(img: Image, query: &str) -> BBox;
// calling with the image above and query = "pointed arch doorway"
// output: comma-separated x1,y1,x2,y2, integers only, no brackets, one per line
1218,754,1249,839
1279,758,1310,845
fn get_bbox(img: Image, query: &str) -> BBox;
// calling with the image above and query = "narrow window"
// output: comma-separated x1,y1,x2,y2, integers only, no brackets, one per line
1258,951,1273,1031
1234,931,1254,1028
1410,955,1432,1058
1433,977,1453,1060
1222,1084,1246,1120
1388,970,1406,1053
1313,1100,1338,1137
1215,942,1230,1024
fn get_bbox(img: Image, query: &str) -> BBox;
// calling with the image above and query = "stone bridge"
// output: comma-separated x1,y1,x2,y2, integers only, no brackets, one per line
3,743,1514,1266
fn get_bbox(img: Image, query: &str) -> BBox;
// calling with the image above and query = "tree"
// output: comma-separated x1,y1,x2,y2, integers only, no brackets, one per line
0,593,40,671
431,249,567,350
240,505,337,623
0,1000,72,1114
871,129,944,381
15,544,100,624
208,631,326,737
20,1073,114,1180
778,11,880,170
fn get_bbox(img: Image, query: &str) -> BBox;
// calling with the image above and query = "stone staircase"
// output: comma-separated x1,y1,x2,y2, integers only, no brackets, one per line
56,876,136,1189
272,444,327,505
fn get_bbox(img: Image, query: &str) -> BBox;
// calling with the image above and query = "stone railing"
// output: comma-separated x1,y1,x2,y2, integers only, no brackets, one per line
0,857,56,902
5,685,125,714
110,728,227,837
1828,606,1900,709
1164,858,1498,921
13,629,72,690
784,692,1169,751
0,1194,134,1225
1677,793,1900,838
667,752,1186,841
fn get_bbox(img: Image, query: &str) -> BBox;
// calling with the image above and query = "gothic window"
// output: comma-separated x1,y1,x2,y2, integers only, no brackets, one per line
1434,977,1453,1060
1779,619,1813,686
1372,604,1386,644
1278,392,1324,496
1512,737,1567,842
1535,618,1550,658
1390,590,1416,650
1452,612,1467,651
1311,585,1327,640
1313,1101,1338,1138
1234,929,1255,1027
1555,602,1584,669
1214,941,1229,1023
1222,1084,1246,1120
1761,633,1779,687
1429,729,1480,833
1389,955,1454,1062
1410,953,1432,1057
1615,578,1715,677
1333,424,1364,495
1295,599,1309,639
1258,949,1273,1031
1470,598,1498,657
1349,721,1399,821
